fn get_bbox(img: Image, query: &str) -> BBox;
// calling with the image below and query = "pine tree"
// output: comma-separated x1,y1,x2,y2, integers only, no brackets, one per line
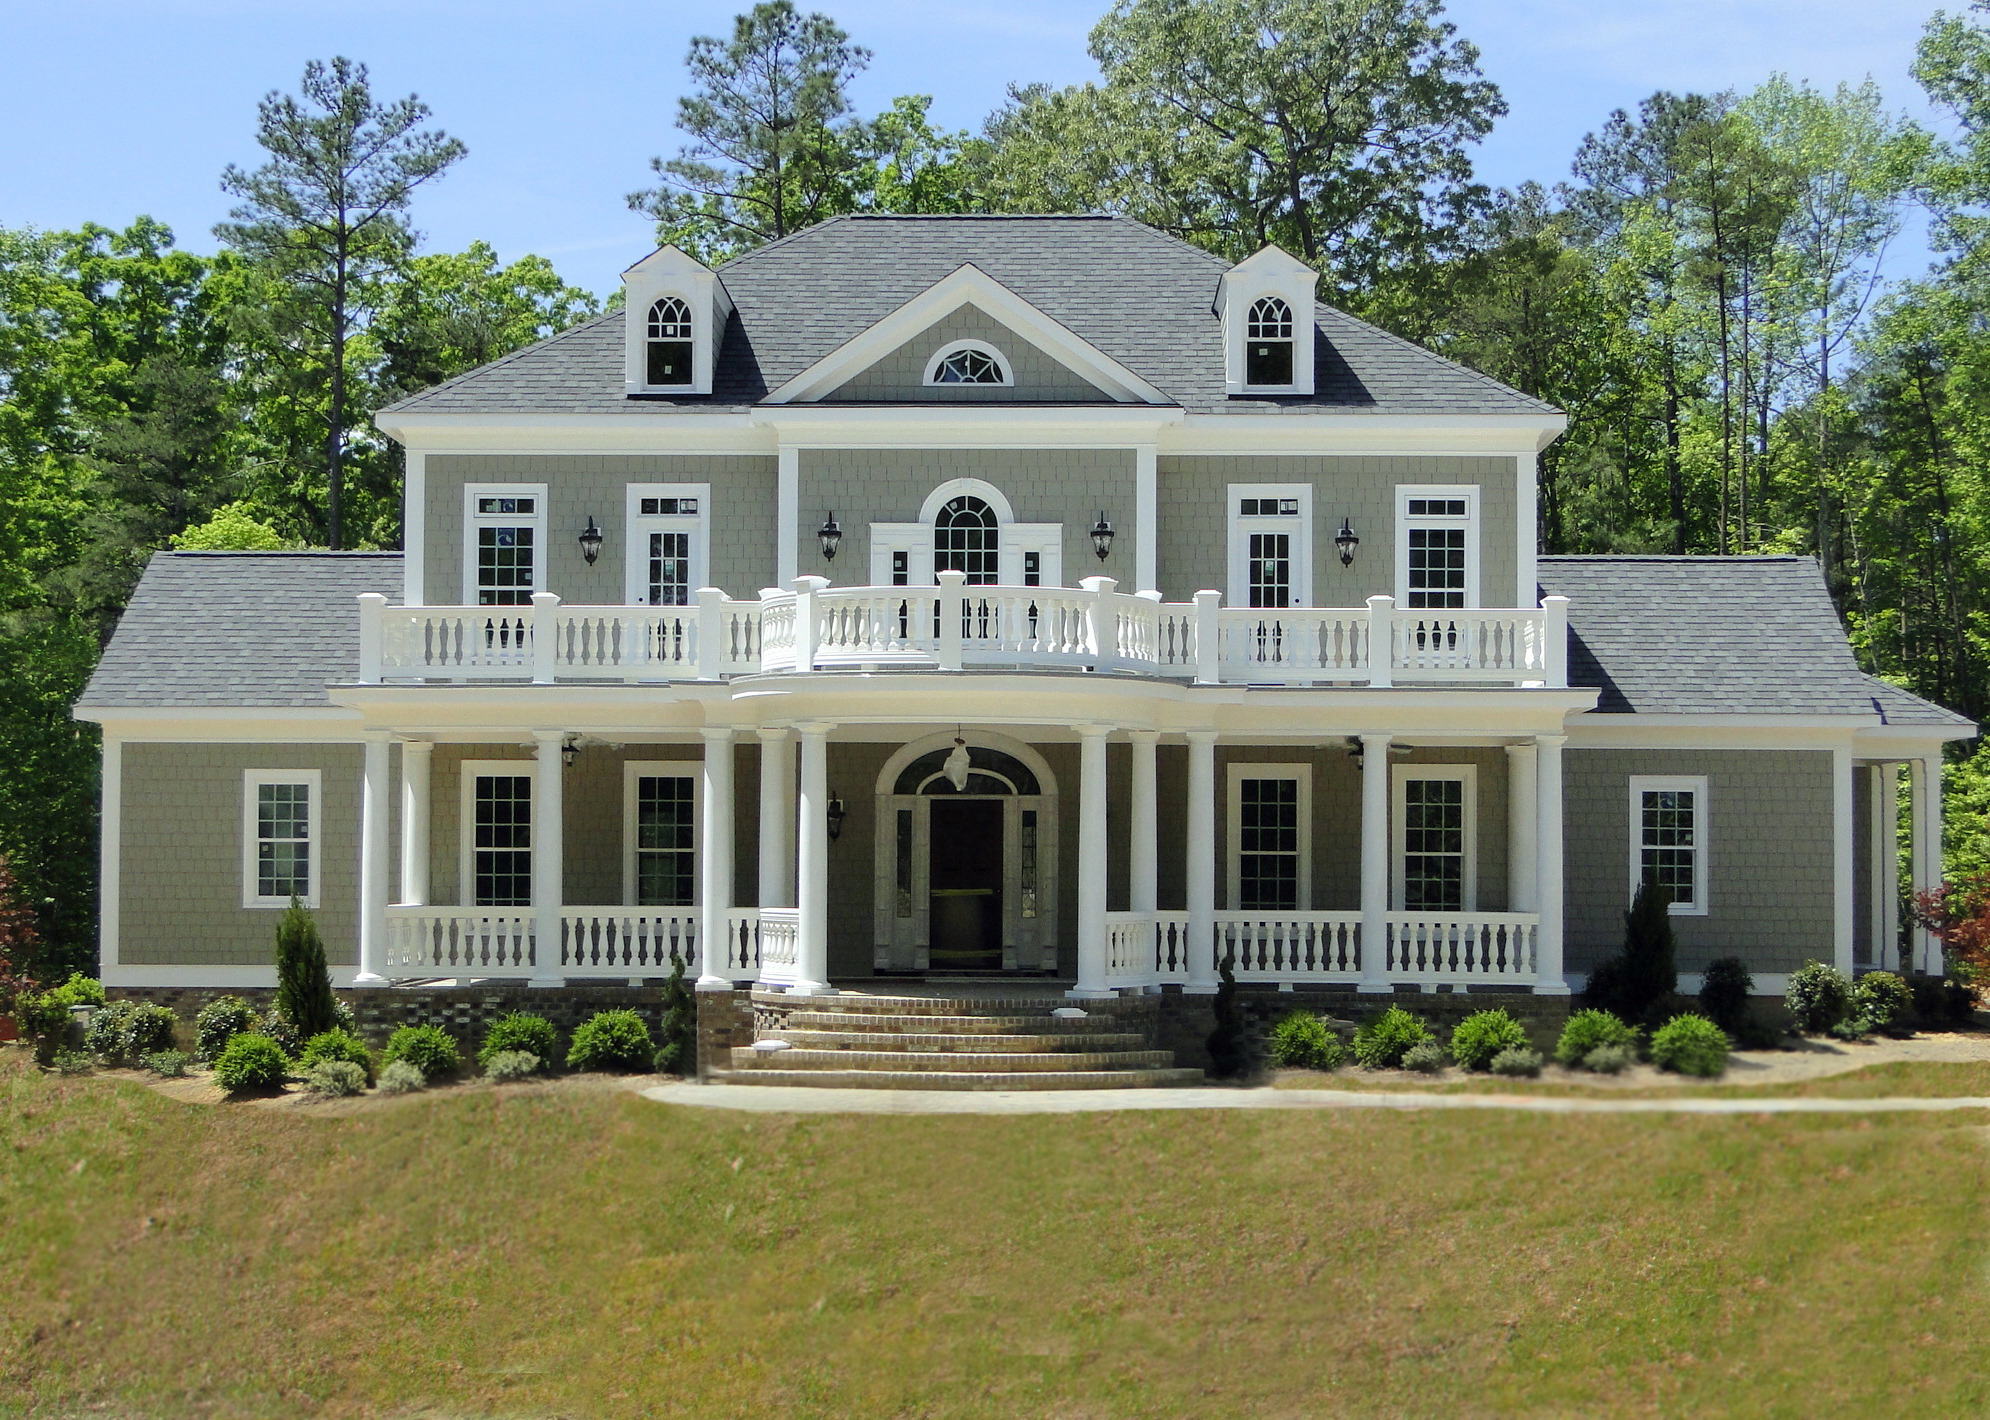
653,957,698,1076
273,898,337,1039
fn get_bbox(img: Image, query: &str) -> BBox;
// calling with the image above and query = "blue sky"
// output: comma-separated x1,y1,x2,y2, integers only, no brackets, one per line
0,0,1955,295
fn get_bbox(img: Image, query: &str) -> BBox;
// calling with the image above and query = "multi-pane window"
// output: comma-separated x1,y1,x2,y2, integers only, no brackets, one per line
646,296,694,386
1399,488,1475,610
1246,297,1295,386
647,532,691,606
1400,777,1467,911
928,344,1008,385
243,770,319,907
472,774,533,907
1631,776,1708,914
466,488,544,606
1230,768,1308,912
626,485,708,605
935,495,999,584
1247,533,1291,608
632,775,696,906
1229,485,1310,607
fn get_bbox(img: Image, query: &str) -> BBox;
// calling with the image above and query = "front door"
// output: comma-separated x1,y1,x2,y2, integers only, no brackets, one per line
927,798,1003,972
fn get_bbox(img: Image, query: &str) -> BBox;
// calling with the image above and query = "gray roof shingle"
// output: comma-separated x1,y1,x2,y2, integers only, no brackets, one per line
380,215,1557,419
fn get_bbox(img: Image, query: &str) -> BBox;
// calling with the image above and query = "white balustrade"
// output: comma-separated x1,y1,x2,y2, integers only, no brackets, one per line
1102,912,1153,988
1384,912,1538,987
1386,610,1548,681
560,911,700,976
1215,912,1363,984
385,907,536,976
727,907,798,985
1218,609,1370,683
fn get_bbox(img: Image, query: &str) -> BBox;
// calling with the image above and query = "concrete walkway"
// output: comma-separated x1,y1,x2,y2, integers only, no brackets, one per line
642,1082,1990,1116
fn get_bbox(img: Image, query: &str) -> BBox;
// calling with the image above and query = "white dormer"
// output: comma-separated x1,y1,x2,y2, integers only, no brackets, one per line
1217,245,1317,397
623,246,732,396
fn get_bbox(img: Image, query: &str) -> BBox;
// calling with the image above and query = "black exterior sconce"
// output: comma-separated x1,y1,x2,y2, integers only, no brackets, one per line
1089,512,1115,561
577,516,605,565
826,796,847,841
1334,517,1359,567
818,513,842,562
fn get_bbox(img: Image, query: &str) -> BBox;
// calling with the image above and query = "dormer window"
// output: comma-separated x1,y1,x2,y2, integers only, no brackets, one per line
924,340,1012,387
1246,297,1294,387
646,297,694,386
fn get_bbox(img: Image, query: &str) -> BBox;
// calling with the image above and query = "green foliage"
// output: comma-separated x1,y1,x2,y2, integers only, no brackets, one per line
377,1060,426,1094
566,1010,655,1073
304,1059,368,1097
1649,1013,1730,1076
84,999,178,1064
273,900,337,1041
1555,1009,1640,1068
380,1024,461,1081
1912,973,1976,1026
654,958,697,1077
1585,1043,1636,1074
169,503,287,551
1204,951,1249,1079
212,1032,290,1091
1448,1008,1530,1071
1489,1046,1543,1077
298,1028,375,1085
483,1050,541,1083
15,991,72,1066
47,972,105,1008
1352,1006,1433,1068
51,1048,93,1075
1698,957,1755,1035
1851,971,1915,1034
1267,1011,1346,1070
194,996,258,1062
1786,961,1852,1033
143,1050,189,1078
1829,1016,1875,1042
1400,1040,1449,1074
478,1013,558,1073
257,1008,301,1057
1586,883,1678,1027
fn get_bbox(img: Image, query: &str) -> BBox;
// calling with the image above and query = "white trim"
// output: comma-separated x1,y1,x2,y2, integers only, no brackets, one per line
404,450,426,606
622,483,710,606
461,483,547,605
1226,761,1313,910
777,446,799,587
1833,746,1855,973
1391,763,1478,911
1396,484,1480,610
1218,245,1318,397
460,759,535,908
872,730,1060,799
622,760,701,908
917,478,1017,526
922,339,1015,388
1628,773,1709,916
1515,452,1537,609
241,768,322,909
621,245,729,396
104,965,375,989
1134,444,1157,592
1227,482,1313,607
99,739,122,969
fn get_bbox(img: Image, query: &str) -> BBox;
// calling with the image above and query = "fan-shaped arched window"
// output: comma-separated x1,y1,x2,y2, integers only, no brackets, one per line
646,296,694,386
925,341,1011,386
893,746,1041,796
1246,296,1294,387
934,495,999,584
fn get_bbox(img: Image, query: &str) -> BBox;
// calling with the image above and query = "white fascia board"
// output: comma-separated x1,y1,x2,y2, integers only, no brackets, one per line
375,410,774,455
74,707,365,740
753,404,1184,447
1567,715,1870,751
328,683,730,735
1854,723,1977,748
764,263,1173,405
1166,412,1567,456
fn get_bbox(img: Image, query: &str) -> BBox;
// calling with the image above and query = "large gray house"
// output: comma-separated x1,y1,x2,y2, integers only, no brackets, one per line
75,214,1971,1034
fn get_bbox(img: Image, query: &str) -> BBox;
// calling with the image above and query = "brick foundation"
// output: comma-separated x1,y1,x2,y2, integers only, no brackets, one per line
694,989,755,1081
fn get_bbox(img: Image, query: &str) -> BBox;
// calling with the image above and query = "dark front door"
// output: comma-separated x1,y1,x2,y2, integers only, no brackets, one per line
928,798,1002,971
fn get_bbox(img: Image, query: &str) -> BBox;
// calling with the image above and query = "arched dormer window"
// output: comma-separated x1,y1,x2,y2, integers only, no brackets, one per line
1247,297,1294,387
924,340,1012,387
646,296,694,386
935,495,999,583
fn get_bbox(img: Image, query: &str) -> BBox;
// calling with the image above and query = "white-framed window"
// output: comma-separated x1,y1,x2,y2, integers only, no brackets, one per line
645,295,695,386
923,340,1012,387
624,483,710,606
463,484,547,606
623,762,699,907
1227,763,1312,911
1228,483,1313,608
1245,296,1296,389
461,761,533,907
242,769,321,908
1629,775,1709,916
1393,765,1477,912
1397,486,1479,610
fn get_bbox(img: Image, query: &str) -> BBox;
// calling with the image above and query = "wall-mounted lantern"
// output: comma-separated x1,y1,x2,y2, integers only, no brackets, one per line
817,512,842,562
577,516,605,566
561,733,582,769
1089,512,1115,561
826,795,848,841
1334,516,1359,568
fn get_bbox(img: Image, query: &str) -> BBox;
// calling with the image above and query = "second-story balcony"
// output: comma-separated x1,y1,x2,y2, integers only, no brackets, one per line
357,571,1569,689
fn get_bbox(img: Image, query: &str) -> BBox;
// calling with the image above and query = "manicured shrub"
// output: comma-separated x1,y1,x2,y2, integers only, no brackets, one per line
299,1028,375,1085
84,1000,180,1065
1585,882,1678,1027
1650,1013,1729,1077
1912,973,1976,1026
1555,1008,1639,1068
1352,1006,1432,1068
274,900,339,1041
143,1050,190,1078
654,958,697,1075
47,973,106,1008
1400,1040,1448,1074
378,1060,427,1094
15,991,71,1066
1698,957,1755,1036
567,1009,655,1072
478,1013,558,1073
1489,1046,1543,1077
1268,1010,1346,1070
484,1050,541,1082
1448,1008,1529,1072
1828,1016,1873,1042
213,1032,290,1092
1204,952,1248,1079
304,1060,368,1097
1585,1043,1635,1074
381,1024,462,1081
258,1008,302,1057
195,996,259,1062
1851,971,1914,1035
51,1049,93,1075
1785,961,1851,1034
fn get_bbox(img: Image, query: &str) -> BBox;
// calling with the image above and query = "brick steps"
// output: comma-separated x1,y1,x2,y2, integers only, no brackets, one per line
770,1029,1150,1053
780,1012,1127,1035
710,1067,1207,1091
730,1047,1178,1073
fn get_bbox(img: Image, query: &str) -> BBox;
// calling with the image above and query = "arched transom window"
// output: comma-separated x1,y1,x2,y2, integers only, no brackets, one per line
646,296,694,386
893,746,1042,796
934,495,999,584
926,341,1011,386
1246,296,1295,387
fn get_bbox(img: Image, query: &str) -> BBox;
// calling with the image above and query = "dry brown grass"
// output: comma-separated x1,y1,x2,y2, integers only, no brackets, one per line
5,1046,1989,1419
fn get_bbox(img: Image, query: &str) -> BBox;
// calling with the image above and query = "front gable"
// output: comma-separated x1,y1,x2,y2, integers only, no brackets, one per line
820,303,1118,404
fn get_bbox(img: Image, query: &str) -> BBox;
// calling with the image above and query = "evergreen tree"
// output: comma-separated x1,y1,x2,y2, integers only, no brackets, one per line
273,898,337,1040
653,957,698,1076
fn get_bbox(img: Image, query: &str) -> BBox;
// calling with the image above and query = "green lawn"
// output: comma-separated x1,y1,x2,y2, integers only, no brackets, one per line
1273,1058,1990,1099
5,1048,1988,1419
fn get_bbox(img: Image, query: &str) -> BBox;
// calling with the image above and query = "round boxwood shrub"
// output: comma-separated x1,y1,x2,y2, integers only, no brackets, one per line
1785,961,1851,1034
1585,1043,1636,1075
213,1032,290,1092
478,1013,558,1074
299,1028,375,1085
1400,1040,1449,1074
194,996,259,1062
1698,957,1755,1035
304,1059,368,1097
1650,1013,1730,1077
144,1050,190,1078
1267,1011,1346,1070
1449,1008,1530,1072
484,1050,542,1083
1555,1009,1639,1069
85,1000,180,1065
566,1009,655,1072
1489,1046,1543,1077
378,1060,427,1095
1352,1006,1432,1069
1851,971,1913,1035
380,1024,461,1082
48,973,106,1009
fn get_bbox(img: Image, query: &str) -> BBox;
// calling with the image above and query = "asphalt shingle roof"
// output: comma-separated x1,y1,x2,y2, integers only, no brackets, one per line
381,215,1557,419
1539,555,1970,726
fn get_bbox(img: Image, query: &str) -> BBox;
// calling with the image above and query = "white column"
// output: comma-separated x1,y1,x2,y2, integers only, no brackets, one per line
1070,725,1114,998
398,739,432,907
1913,752,1944,974
757,728,795,908
1878,763,1901,972
1505,741,1538,914
529,730,565,986
1134,443,1158,593
697,727,736,990
1833,746,1855,975
403,449,426,606
1130,731,1158,915
1357,734,1393,993
355,732,392,985
1533,732,1569,995
776,445,799,587
99,738,122,972
1516,451,1538,610
1185,731,1219,993
792,722,835,995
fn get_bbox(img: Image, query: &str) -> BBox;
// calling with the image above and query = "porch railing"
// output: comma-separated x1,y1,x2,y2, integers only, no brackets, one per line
728,907,797,985
1099,909,1539,990
383,906,703,978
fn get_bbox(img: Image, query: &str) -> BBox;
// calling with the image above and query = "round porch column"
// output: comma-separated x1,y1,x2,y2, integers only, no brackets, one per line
354,732,392,986
697,727,736,991
1532,732,1570,995
1913,753,1945,975
1357,734,1393,994
529,729,566,987
757,728,795,908
1185,732,1219,993
1070,724,1115,999
791,721,835,995
398,739,432,907
1504,741,1537,914
1130,731,1158,915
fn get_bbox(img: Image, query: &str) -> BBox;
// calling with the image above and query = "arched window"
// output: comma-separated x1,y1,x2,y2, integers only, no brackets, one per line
646,296,694,386
926,341,1010,386
1246,296,1295,387
934,495,999,584
893,746,1042,796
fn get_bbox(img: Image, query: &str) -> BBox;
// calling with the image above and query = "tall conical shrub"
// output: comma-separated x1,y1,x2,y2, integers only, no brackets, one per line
1205,951,1248,1079
1620,880,1678,1026
653,957,697,1075
274,898,337,1040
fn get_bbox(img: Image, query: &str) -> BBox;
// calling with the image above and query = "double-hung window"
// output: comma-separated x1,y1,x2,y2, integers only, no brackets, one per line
1228,763,1311,911
625,484,710,606
464,485,546,606
624,764,698,906
242,769,320,908
1228,484,1313,608
1397,487,1477,610
1630,775,1708,915
463,764,533,907
1394,765,1476,912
